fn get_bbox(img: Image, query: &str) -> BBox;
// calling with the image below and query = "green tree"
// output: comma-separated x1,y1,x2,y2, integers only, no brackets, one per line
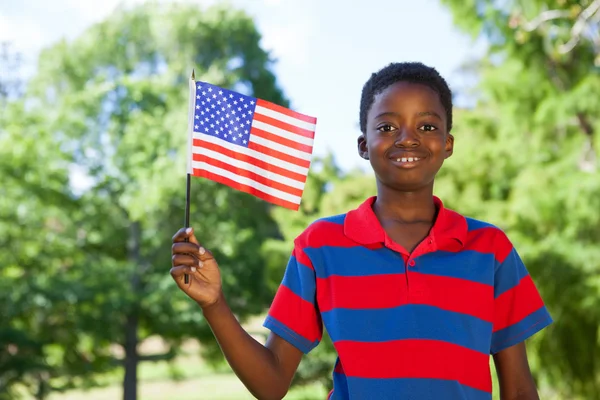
437,0,600,398
1,3,288,399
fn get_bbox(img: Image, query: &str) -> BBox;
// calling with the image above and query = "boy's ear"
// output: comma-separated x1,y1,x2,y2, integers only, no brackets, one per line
357,135,369,160
445,133,454,159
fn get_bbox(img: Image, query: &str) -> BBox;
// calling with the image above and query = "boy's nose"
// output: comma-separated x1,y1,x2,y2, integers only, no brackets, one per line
394,128,420,148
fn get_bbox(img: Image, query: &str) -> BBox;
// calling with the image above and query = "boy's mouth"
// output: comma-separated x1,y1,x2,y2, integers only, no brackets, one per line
389,153,426,168
394,156,421,163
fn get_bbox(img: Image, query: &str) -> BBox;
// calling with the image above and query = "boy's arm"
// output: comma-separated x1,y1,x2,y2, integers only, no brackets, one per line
493,342,539,400
202,296,303,400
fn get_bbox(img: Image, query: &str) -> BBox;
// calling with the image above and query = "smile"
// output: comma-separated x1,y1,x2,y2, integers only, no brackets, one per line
390,156,425,168
395,157,421,163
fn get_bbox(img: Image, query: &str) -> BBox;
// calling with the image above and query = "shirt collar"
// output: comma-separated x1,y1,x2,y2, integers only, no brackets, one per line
344,196,467,249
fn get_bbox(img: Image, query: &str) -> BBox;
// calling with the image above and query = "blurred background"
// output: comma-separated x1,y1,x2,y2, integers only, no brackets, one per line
1,0,598,399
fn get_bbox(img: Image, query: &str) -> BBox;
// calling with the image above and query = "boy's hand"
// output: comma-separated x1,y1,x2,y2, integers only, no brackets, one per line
170,227,223,309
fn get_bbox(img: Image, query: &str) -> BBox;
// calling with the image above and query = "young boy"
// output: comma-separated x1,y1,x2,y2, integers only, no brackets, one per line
171,62,553,400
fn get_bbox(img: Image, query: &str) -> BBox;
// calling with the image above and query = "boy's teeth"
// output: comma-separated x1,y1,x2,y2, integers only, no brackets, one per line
396,157,420,163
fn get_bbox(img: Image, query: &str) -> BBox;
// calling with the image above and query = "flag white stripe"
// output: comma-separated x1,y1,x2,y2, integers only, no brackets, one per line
255,105,316,131
193,133,310,175
251,120,314,147
249,135,313,161
193,147,306,190
192,161,302,204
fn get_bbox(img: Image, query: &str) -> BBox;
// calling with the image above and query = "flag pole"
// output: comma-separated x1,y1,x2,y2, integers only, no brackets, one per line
184,69,196,284
184,172,191,284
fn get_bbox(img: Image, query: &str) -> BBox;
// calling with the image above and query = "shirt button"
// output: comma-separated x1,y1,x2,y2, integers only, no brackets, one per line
409,260,416,267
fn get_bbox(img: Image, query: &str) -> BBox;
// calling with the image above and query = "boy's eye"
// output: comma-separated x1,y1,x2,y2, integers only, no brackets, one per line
377,124,396,133
419,124,438,132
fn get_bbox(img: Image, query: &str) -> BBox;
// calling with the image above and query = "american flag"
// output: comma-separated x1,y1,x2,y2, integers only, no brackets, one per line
187,80,317,210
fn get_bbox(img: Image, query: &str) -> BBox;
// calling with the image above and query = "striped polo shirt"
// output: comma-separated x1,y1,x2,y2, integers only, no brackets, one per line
263,196,553,399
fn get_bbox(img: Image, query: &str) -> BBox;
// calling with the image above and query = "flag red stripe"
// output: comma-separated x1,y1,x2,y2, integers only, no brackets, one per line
248,141,311,169
250,127,313,153
252,112,315,139
192,139,308,183
257,99,317,127
192,169,300,210
194,155,304,197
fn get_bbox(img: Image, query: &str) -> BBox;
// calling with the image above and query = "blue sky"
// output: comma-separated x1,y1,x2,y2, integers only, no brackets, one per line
0,0,482,172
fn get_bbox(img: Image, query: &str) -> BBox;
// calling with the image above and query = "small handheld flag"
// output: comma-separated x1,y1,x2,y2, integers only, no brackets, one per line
187,76,317,211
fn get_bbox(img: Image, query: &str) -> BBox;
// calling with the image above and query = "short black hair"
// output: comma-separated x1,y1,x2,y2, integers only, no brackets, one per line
359,62,453,133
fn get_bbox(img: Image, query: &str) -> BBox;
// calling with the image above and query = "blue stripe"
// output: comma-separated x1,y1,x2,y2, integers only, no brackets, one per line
334,377,491,400
263,315,319,354
306,246,404,278
491,306,553,354
416,251,495,286
316,213,346,225
330,371,349,399
281,256,315,304
323,305,492,355
465,217,497,232
494,248,529,298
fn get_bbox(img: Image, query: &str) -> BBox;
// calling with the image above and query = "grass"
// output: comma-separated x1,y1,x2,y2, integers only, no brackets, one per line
44,316,327,399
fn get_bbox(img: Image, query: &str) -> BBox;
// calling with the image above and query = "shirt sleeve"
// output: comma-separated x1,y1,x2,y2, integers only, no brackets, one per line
490,234,553,354
263,238,322,354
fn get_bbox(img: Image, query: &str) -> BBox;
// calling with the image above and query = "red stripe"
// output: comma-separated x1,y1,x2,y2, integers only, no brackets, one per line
296,220,384,249
493,275,544,332
316,272,494,321
192,169,300,210
193,155,303,198
317,274,408,313
193,139,308,183
250,126,313,153
293,246,314,271
410,272,494,322
257,98,317,127
336,339,491,393
269,285,322,342
463,227,513,263
248,141,311,169
252,112,315,139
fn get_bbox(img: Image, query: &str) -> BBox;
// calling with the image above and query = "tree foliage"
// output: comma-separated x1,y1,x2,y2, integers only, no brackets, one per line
438,0,600,398
1,3,287,399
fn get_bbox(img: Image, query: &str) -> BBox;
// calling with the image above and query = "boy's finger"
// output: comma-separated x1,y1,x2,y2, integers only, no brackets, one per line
185,227,200,245
172,228,189,242
172,227,200,245
170,265,197,280
172,254,200,267
172,242,200,255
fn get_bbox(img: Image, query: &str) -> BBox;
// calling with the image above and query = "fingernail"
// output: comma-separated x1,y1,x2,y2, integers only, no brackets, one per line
191,266,196,272
199,247,206,255
185,228,192,234
198,261,204,268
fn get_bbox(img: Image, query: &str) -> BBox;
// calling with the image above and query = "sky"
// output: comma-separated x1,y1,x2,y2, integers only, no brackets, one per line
0,0,483,172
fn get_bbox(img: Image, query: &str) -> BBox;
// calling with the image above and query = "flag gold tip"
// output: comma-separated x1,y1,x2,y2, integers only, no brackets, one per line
191,69,195,81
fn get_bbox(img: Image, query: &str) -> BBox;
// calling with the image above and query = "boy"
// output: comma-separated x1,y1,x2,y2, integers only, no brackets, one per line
171,62,553,400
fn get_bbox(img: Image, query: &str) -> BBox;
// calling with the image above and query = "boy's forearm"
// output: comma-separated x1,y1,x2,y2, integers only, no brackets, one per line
201,296,289,400
501,390,540,400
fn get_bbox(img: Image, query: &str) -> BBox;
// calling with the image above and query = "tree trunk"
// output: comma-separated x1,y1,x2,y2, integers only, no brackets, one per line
123,312,139,400
123,221,142,400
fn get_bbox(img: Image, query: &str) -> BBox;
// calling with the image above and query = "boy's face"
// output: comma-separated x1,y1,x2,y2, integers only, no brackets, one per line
358,81,454,192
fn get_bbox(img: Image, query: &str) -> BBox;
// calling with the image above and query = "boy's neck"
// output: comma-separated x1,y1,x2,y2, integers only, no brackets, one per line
373,184,437,224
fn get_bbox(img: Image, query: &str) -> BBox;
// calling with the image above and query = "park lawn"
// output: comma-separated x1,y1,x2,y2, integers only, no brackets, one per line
47,349,327,400
44,315,328,400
